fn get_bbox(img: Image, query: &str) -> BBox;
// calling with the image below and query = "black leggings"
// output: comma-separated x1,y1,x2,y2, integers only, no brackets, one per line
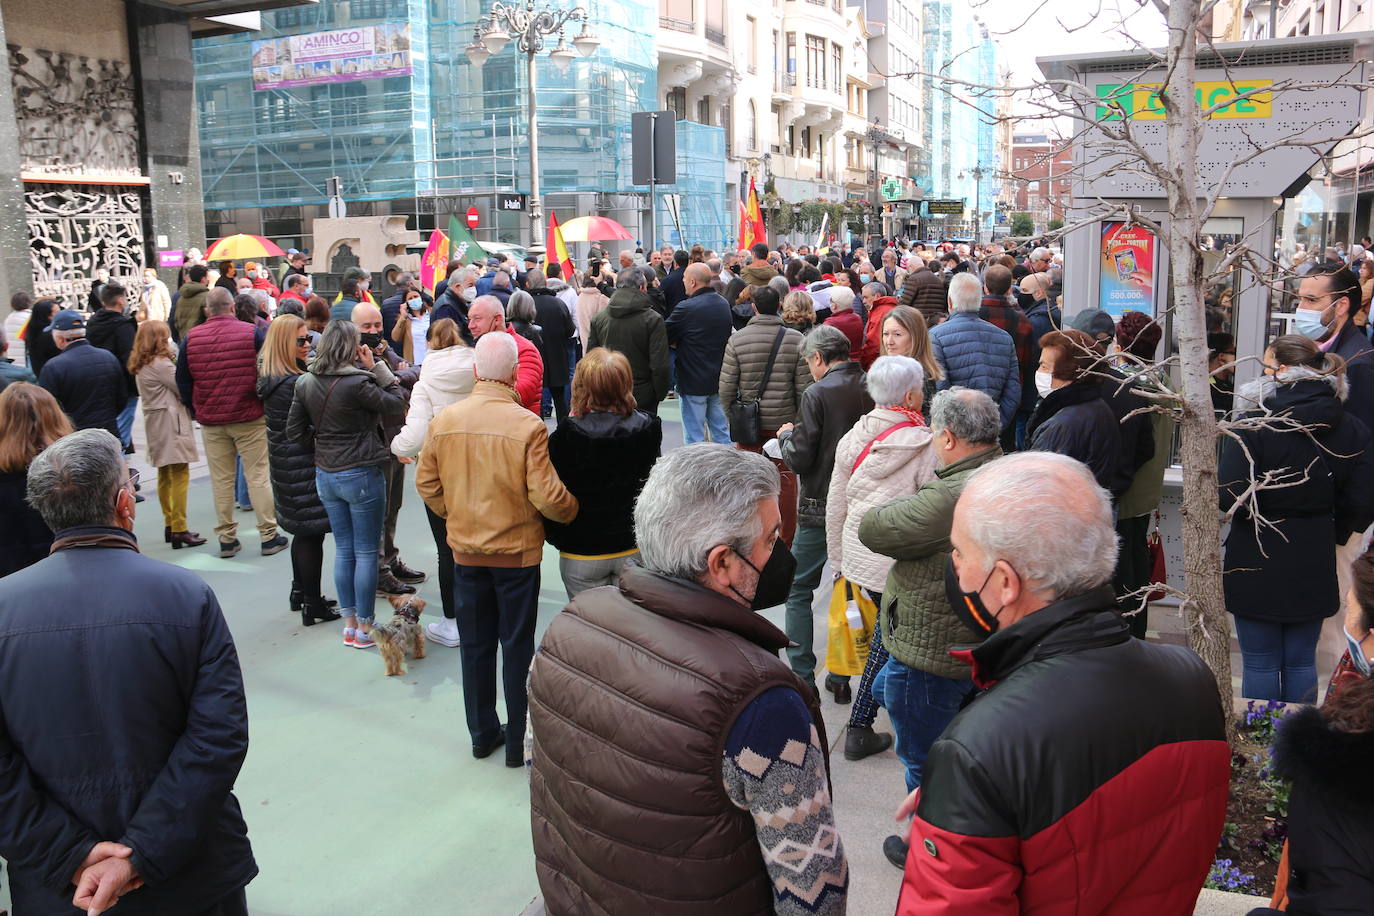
291,533,326,599
425,504,457,619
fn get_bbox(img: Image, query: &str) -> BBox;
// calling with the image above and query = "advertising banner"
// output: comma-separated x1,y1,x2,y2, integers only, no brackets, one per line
1098,221,1156,317
252,23,412,91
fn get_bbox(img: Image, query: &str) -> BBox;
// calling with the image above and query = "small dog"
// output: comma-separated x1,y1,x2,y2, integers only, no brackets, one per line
373,594,426,676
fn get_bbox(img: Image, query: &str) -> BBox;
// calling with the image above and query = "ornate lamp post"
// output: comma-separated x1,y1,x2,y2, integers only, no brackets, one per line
465,2,600,246
959,164,988,242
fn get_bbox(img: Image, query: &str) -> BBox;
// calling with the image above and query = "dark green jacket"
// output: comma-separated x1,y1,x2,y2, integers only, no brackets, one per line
173,282,209,340
588,289,670,412
857,445,1002,678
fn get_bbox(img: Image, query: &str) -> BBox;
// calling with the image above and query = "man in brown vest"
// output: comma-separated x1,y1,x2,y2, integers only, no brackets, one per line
528,444,849,915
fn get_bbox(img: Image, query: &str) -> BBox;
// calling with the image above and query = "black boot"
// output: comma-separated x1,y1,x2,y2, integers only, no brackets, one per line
302,596,341,627
844,725,894,761
824,675,852,705
289,582,304,615
164,526,172,544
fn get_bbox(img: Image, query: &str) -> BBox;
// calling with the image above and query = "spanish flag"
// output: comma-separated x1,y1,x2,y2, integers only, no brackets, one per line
738,198,753,250
546,210,575,282
745,177,767,248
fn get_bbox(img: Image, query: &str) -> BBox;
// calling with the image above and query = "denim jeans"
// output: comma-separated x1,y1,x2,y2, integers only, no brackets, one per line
1232,616,1323,704
116,395,138,450
315,465,387,623
784,525,828,687
559,552,636,600
453,563,540,747
679,394,732,445
872,658,973,793
234,456,250,508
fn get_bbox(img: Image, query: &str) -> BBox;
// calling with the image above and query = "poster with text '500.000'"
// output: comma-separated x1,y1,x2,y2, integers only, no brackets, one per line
1098,222,1156,318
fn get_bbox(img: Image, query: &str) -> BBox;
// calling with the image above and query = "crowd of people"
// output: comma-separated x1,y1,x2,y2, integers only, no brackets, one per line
0,234,1371,916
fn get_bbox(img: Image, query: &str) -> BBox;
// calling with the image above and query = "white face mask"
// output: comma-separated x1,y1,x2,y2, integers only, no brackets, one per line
1035,370,1055,398
461,286,477,303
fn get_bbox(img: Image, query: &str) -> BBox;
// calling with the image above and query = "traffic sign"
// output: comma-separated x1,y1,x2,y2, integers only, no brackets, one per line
465,206,480,230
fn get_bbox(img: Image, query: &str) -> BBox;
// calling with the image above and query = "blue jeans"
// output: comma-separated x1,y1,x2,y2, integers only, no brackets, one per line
234,457,250,508
316,465,387,623
117,396,138,450
872,658,973,793
679,393,732,445
1233,616,1323,704
784,525,828,686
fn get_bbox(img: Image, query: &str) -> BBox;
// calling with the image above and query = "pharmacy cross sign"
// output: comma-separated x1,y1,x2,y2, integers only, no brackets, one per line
881,178,903,201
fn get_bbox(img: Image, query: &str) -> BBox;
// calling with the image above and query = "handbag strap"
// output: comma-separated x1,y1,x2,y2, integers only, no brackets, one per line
312,376,344,430
753,328,788,402
851,421,918,475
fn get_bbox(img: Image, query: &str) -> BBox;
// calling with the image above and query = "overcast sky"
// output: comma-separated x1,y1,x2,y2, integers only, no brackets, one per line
971,0,1171,86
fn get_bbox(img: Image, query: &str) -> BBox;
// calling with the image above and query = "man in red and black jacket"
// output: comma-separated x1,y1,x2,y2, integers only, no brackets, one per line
897,451,1229,915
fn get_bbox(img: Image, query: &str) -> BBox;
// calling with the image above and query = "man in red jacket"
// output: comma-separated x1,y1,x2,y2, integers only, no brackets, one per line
467,296,543,414
896,451,1228,914
860,291,898,369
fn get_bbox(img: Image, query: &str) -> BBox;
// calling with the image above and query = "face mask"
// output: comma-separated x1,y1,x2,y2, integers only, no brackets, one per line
1293,307,1333,340
1035,370,1055,398
461,286,477,303
359,280,370,291
944,555,1003,638
1344,627,1372,677
859,273,871,283
729,539,797,611
407,298,423,312
360,331,383,348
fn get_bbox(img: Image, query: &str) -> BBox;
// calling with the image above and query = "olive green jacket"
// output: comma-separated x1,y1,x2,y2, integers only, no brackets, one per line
857,445,1002,679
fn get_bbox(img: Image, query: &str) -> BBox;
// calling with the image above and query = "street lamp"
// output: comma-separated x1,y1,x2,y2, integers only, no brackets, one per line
465,1,600,246
959,165,988,242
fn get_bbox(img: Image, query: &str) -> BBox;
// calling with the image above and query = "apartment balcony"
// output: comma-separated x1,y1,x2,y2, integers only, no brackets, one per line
656,14,732,71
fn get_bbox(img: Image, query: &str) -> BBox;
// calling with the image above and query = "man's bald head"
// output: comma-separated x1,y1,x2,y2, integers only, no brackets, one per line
618,250,635,268
351,303,383,334
684,262,714,293
467,295,507,339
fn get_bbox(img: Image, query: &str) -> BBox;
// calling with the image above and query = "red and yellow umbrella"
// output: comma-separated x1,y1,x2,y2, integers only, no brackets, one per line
205,234,287,261
557,216,635,242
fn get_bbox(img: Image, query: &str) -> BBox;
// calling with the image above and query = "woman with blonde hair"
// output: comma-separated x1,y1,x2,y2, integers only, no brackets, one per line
782,289,817,334
0,382,72,575
128,320,204,550
544,348,662,598
881,305,940,404
257,314,338,626
390,317,475,646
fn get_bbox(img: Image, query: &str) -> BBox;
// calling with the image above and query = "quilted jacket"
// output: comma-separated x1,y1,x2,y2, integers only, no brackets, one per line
897,266,947,327
857,445,1002,677
930,312,1021,429
718,313,812,434
826,408,938,593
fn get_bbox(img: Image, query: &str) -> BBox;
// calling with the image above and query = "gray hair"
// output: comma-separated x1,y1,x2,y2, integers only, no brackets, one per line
865,355,925,406
767,275,790,301
615,267,646,290
27,428,124,531
312,319,361,374
474,328,518,381
54,328,86,345
205,286,234,316
492,270,511,288
929,387,1000,444
394,271,414,288
506,289,536,324
0,324,8,350
450,267,475,287
250,288,270,308
525,269,547,290
285,273,308,290
277,298,305,318
803,323,851,364
959,452,1118,600
635,444,779,581
948,273,982,313
1031,246,1053,261
829,286,855,311
707,257,722,272
862,281,887,299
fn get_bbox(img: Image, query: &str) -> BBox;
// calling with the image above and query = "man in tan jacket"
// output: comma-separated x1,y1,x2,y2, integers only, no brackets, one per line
416,331,577,766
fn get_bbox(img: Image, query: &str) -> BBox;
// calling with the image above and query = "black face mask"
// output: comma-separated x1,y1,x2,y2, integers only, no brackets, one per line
944,555,1003,638
359,331,383,349
731,539,796,611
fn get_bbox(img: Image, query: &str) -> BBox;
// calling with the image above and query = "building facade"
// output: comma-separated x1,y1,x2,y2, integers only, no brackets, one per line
1010,133,1073,233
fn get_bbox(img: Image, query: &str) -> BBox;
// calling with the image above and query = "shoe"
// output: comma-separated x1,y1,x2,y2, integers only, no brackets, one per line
666,391,678,399
505,743,525,768
134,493,145,503
164,526,172,544
170,531,206,549
351,628,377,649
236,504,252,512
123,442,135,456
425,618,462,647
824,675,852,705
844,725,894,761
472,725,507,759
376,572,416,596
289,582,304,615
883,835,909,869
217,539,241,558
390,561,427,584
302,596,341,627
261,535,288,556
342,627,356,646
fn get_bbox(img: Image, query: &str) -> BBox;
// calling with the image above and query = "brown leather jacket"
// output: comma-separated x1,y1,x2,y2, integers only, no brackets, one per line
414,380,577,567
529,566,829,915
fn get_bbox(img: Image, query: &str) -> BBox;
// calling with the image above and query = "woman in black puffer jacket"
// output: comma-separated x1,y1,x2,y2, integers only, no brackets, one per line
544,348,662,599
257,315,338,627
1027,328,1122,490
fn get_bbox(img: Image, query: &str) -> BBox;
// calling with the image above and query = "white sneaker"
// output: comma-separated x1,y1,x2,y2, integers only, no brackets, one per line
426,618,461,647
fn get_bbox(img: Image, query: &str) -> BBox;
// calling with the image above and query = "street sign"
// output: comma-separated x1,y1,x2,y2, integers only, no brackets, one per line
881,178,903,201
925,199,966,216
465,206,480,230
631,111,677,186
497,193,526,212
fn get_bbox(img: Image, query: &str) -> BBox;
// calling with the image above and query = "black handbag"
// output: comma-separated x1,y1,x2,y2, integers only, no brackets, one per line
729,328,787,446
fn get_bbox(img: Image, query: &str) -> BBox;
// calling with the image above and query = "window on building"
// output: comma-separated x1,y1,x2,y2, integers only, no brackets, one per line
666,86,687,120
800,126,811,158
747,17,758,72
660,0,693,29
704,0,726,43
748,100,758,151
806,35,826,88
771,103,783,152
787,33,797,82
697,96,710,124
832,43,842,94
723,99,733,152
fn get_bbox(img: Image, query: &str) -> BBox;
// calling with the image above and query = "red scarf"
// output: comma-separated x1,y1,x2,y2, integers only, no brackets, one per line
886,405,926,427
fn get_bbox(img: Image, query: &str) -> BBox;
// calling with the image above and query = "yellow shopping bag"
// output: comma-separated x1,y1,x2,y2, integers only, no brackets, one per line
825,576,877,677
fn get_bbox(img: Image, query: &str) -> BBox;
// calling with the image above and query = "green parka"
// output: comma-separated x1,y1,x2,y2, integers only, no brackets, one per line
857,445,1002,679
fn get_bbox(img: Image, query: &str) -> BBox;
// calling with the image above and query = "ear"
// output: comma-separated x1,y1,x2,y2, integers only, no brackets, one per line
704,543,736,591
992,559,1022,608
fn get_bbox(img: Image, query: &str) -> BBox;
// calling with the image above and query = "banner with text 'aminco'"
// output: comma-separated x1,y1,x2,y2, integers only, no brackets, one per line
251,23,412,91
1098,221,1157,318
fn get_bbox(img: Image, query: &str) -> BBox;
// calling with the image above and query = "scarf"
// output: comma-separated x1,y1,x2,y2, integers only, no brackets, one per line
885,405,927,427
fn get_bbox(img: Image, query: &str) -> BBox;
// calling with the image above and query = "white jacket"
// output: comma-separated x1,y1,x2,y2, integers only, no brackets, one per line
390,344,477,457
826,407,938,592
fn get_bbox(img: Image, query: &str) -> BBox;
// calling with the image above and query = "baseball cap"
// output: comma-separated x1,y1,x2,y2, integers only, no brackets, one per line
45,309,85,332
486,257,501,267
1071,308,1117,343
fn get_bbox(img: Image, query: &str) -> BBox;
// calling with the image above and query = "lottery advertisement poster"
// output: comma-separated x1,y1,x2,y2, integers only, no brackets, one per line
1098,221,1157,317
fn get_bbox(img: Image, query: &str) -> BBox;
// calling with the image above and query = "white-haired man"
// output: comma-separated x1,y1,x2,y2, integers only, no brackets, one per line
466,295,544,413
416,331,576,767
893,451,1229,914
928,273,1020,430
529,443,848,915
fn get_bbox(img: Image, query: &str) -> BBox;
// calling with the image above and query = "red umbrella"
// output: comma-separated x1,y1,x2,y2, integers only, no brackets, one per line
558,216,635,242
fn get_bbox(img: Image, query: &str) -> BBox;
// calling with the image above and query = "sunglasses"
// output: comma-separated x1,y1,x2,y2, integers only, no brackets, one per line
296,336,310,346
125,468,140,492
